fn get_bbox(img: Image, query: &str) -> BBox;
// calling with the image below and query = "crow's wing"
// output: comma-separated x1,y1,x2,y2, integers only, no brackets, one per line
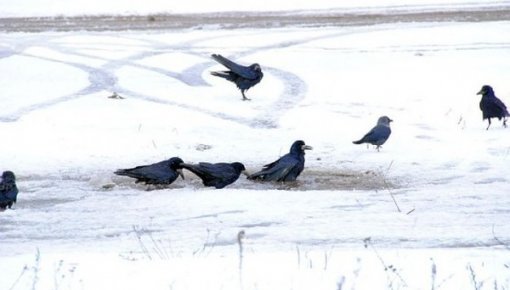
494,97,508,109
182,163,238,188
249,155,299,181
0,180,17,201
481,97,510,118
358,126,377,143
115,161,173,182
210,70,237,82
6,186,18,201
199,163,242,188
197,163,237,179
362,125,390,143
182,163,215,180
493,97,510,115
480,99,485,111
211,54,258,80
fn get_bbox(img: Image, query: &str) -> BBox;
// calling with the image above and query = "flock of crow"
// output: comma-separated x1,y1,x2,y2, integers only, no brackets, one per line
1,55,509,210
115,140,312,189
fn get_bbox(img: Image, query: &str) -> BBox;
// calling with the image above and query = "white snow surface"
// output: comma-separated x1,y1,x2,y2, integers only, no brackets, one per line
1,16,510,290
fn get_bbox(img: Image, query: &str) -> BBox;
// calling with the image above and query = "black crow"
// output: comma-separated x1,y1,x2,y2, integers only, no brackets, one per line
477,85,509,130
353,116,393,151
210,54,263,101
0,171,18,210
114,157,184,185
181,162,247,189
248,140,312,182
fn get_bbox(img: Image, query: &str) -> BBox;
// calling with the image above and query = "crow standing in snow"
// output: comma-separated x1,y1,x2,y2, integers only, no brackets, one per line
248,140,312,182
114,157,184,185
0,171,18,210
477,85,509,130
353,116,393,151
181,162,247,189
210,54,263,101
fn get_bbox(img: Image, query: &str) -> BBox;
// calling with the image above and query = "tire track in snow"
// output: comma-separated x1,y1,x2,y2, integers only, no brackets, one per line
0,37,201,121
114,87,256,127
249,67,307,128
196,25,428,127
0,31,312,126
0,32,257,122
0,52,118,122
1,24,499,126
0,27,373,124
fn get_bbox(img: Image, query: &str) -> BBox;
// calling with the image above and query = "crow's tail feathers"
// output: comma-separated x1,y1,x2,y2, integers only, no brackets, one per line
247,171,264,181
211,54,231,68
211,71,237,82
114,169,136,178
210,71,229,79
180,163,206,179
352,139,364,144
114,169,127,176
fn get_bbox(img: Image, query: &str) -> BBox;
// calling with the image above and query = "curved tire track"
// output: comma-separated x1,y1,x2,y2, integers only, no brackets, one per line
2,22,506,127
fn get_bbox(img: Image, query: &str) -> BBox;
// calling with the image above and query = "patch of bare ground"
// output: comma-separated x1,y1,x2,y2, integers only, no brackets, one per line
111,168,395,191
1,6,509,32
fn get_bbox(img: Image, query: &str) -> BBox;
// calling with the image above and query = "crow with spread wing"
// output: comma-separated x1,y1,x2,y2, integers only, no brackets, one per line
210,54,263,101
248,140,312,182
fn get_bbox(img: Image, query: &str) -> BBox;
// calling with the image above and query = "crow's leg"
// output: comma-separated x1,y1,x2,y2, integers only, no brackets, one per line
503,118,508,128
376,145,381,152
486,118,492,130
241,91,251,101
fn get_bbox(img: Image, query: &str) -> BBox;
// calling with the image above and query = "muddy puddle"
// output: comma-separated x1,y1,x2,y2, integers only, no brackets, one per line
110,168,396,191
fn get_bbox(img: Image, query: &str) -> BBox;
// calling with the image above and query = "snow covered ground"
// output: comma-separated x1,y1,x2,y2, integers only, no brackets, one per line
1,3,510,289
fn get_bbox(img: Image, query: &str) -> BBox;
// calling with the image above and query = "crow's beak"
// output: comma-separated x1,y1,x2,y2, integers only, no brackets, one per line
389,119,394,122
177,169,185,180
302,145,313,150
477,89,483,95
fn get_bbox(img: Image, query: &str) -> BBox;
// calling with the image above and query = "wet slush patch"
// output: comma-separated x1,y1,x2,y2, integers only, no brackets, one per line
2,168,396,216
111,168,396,191
16,198,77,209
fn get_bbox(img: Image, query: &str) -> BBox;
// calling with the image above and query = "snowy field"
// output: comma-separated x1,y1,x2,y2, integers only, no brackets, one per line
1,2,510,289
